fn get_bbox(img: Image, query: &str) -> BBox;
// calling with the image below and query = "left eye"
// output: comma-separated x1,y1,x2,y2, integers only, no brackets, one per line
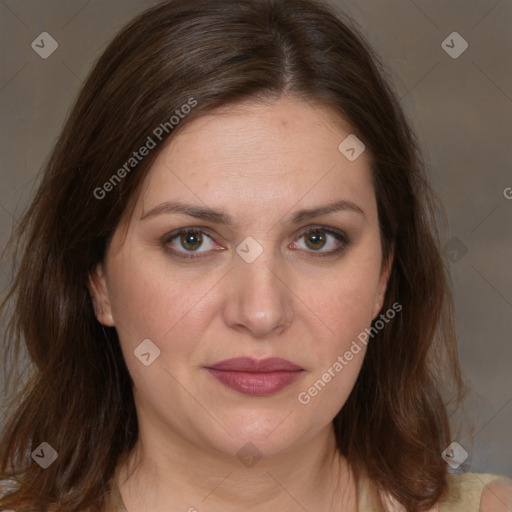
290,228,347,254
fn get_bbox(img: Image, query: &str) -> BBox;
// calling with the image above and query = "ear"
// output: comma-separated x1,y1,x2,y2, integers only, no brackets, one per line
372,251,394,319
88,263,115,327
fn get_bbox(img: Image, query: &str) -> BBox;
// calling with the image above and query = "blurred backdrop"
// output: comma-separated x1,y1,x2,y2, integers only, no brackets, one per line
0,0,511,475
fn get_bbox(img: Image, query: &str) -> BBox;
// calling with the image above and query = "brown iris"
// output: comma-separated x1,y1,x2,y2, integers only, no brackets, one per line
304,230,326,250
180,231,203,251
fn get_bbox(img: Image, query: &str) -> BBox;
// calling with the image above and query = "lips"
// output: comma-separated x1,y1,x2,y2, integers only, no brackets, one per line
205,357,304,396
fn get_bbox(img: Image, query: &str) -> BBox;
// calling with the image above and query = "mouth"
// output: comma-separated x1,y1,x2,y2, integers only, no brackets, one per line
205,357,304,396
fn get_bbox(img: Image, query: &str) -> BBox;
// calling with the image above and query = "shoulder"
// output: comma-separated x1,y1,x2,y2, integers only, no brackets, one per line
370,472,512,512
439,472,512,511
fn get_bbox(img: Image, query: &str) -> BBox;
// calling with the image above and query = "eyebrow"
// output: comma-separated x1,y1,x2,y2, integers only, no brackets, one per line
140,199,365,225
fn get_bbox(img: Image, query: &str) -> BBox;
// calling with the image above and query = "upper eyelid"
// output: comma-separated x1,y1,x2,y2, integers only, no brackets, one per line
165,224,346,239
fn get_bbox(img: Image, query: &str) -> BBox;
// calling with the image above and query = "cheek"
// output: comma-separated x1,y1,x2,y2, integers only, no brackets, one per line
106,249,223,367
295,273,375,419
293,246,381,413
107,262,170,342
302,256,382,343
105,256,215,408
300,275,373,378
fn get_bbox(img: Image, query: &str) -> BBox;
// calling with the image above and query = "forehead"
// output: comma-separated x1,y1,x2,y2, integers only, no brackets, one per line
136,96,375,221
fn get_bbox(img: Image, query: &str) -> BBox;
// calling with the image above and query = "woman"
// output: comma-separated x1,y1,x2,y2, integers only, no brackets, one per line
0,0,510,511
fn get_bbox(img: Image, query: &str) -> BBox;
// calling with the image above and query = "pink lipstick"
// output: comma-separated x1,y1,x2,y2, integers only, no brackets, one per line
205,357,304,396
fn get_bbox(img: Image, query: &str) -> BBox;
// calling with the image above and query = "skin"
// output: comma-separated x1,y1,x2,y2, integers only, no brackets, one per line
89,96,392,512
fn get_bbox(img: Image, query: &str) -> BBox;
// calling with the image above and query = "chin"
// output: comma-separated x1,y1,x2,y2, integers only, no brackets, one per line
197,410,308,460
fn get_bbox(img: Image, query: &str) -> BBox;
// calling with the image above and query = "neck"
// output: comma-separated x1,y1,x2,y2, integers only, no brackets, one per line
114,423,357,512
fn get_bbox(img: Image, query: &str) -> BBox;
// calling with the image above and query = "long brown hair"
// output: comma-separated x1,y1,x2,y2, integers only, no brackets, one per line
0,0,464,510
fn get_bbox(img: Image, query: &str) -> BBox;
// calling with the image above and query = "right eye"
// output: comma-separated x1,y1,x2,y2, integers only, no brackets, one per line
162,228,223,259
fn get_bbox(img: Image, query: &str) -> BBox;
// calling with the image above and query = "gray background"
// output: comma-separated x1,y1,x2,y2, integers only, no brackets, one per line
0,0,511,476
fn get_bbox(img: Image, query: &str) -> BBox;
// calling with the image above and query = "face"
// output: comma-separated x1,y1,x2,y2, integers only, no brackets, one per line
89,96,391,460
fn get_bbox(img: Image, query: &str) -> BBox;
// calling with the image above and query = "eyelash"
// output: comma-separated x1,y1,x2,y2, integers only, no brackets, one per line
161,226,350,260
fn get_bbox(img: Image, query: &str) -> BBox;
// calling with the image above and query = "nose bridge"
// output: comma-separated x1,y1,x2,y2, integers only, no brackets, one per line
223,241,295,337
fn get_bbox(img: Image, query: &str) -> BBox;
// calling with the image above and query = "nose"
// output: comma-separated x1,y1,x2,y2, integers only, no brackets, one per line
222,249,295,339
